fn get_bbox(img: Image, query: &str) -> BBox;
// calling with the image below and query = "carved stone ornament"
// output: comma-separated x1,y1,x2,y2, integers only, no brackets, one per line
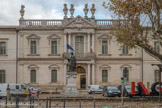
20,5,25,20
83,4,89,18
63,4,68,19
70,4,75,18
90,4,96,19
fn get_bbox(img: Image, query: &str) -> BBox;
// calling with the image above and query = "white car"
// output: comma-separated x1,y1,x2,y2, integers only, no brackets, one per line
88,85,103,94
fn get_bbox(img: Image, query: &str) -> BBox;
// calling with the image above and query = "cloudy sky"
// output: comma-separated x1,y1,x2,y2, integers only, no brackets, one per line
0,0,115,25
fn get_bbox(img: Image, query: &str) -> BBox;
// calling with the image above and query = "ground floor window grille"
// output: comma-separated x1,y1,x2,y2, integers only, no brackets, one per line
102,70,108,82
51,70,57,83
30,70,36,83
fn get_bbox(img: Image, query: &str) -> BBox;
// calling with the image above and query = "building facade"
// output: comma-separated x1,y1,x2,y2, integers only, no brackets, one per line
0,4,161,92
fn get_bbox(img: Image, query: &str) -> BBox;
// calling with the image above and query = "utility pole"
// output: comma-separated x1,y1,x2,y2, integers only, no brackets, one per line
152,64,162,103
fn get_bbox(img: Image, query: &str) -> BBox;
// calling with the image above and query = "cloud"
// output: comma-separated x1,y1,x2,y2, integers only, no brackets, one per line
0,0,112,25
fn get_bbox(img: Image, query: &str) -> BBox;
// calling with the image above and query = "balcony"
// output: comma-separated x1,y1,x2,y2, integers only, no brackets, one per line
62,52,96,59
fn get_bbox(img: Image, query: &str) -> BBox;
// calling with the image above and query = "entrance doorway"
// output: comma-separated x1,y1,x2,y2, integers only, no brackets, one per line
76,66,86,89
80,75,86,89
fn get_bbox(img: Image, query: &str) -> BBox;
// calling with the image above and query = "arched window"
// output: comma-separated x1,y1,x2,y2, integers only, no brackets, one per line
30,70,36,83
51,70,57,83
51,41,57,54
0,70,5,83
0,42,6,55
123,68,129,82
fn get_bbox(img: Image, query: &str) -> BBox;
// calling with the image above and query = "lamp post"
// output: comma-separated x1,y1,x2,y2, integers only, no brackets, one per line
121,77,124,107
152,64,162,103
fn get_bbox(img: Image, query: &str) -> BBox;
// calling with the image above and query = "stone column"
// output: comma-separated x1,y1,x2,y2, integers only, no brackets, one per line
64,33,67,52
64,63,67,85
92,63,95,84
92,33,94,52
84,35,86,53
68,33,71,52
88,33,90,52
88,63,90,85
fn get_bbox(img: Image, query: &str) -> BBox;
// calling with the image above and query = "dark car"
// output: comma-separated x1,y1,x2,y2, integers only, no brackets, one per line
118,84,138,97
102,85,121,97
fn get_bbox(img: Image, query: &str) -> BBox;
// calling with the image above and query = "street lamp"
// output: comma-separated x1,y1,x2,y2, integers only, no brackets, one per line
121,77,124,107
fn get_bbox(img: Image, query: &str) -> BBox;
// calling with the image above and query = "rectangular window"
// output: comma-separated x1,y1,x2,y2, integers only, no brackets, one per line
30,70,36,83
155,70,159,82
51,41,57,54
75,36,84,57
154,41,160,53
102,70,108,82
0,70,5,83
51,70,57,83
0,42,6,55
31,41,37,54
102,41,108,54
123,46,128,54
123,68,129,82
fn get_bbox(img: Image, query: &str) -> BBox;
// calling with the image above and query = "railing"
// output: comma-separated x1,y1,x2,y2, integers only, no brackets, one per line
62,52,96,59
19,19,127,28
20,19,63,27
96,19,126,26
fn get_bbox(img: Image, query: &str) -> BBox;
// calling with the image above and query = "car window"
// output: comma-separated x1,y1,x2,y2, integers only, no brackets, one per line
16,85,19,89
21,85,27,90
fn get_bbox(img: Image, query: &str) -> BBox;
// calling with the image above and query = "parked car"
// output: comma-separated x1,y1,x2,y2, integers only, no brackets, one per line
88,85,103,94
102,85,121,97
0,84,29,98
118,84,138,97
28,86,41,95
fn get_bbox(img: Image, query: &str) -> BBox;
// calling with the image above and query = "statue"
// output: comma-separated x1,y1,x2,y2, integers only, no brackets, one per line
20,5,25,20
83,3,89,18
70,4,75,18
63,4,68,19
67,52,76,72
90,4,96,19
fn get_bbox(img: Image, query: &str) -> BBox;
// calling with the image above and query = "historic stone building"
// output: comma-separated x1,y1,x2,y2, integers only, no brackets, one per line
0,4,161,92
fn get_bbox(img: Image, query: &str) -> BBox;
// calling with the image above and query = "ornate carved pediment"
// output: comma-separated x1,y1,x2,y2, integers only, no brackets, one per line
48,64,60,69
47,34,61,40
63,16,97,30
26,34,40,39
120,64,132,69
28,64,39,70
98,34,112,39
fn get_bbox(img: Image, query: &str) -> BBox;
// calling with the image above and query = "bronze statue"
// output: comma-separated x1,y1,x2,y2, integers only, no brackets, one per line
68,52,76,72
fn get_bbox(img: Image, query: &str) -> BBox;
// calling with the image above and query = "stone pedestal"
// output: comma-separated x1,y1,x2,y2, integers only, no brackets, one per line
64,72,80,96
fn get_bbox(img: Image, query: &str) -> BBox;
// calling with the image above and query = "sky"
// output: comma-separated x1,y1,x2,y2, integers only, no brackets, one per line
0,0,114,25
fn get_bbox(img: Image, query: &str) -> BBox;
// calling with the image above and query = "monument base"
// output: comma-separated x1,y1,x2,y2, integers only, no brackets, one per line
64,72,80,96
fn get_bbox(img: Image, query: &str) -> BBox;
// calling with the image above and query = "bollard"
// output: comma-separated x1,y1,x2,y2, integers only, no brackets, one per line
5,97,7,108
32,97,34,108
30,97,32,108
49,98,51,108
79,100,81,108
16,96,19,108
94,100,96,108
63,98,66,108
56,88,57,93
46,97,48,108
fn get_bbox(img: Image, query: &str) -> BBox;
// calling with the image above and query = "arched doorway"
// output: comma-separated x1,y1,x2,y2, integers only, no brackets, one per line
76,66,86,89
